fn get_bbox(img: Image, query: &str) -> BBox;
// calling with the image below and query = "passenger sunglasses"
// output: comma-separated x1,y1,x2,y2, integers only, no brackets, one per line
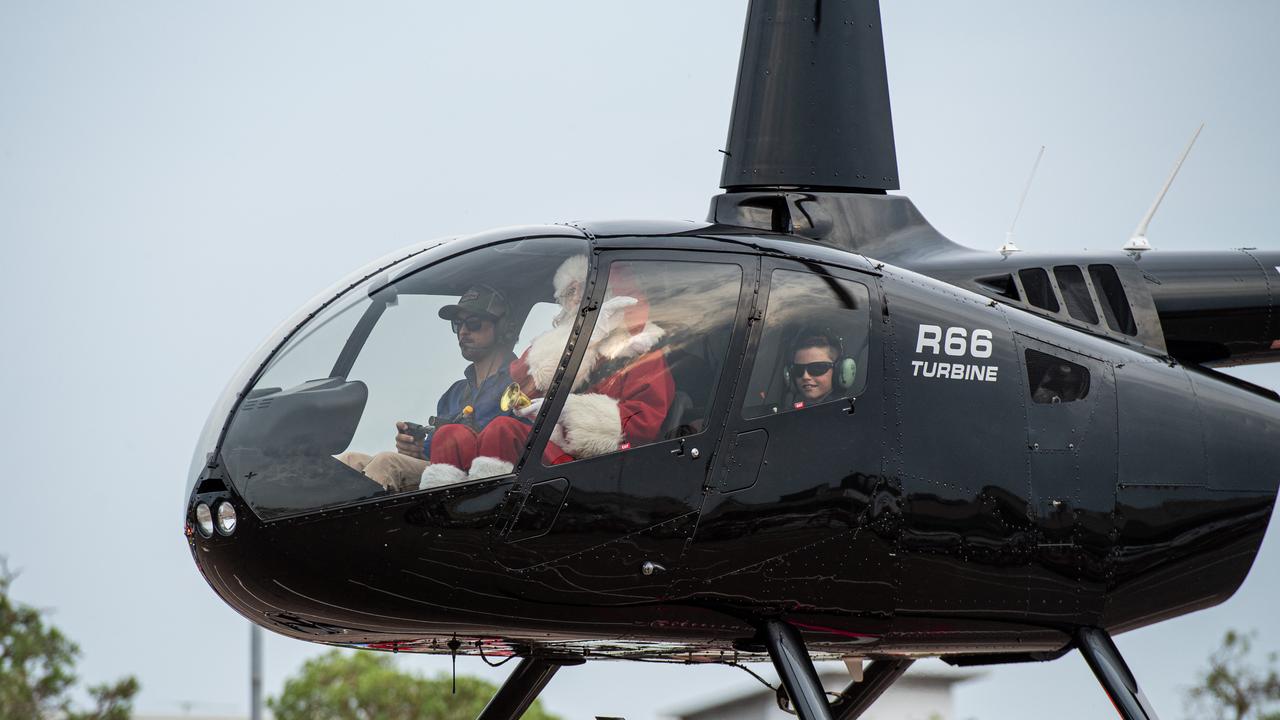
451,316,490,333
791,361,834,378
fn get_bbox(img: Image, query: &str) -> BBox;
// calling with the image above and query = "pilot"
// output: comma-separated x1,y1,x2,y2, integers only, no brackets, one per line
422,255,674,485
337,284,517,491
789,332,840,408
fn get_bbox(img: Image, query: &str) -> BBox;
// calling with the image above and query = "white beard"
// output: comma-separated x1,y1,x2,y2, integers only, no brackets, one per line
524,321,574,392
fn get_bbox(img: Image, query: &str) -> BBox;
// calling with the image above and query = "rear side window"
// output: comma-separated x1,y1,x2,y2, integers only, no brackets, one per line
1054,265,1099,324
1089,264,1138,336
1019,268,1060,313
1025,349,1090,404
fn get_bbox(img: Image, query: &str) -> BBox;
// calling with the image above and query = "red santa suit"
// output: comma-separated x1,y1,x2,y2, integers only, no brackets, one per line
421,256,674,487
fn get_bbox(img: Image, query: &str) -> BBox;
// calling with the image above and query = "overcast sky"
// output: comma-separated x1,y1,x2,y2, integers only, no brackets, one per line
2,2,1278,719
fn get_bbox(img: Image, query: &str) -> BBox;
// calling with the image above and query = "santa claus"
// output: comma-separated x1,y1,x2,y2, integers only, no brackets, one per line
421,255,674,487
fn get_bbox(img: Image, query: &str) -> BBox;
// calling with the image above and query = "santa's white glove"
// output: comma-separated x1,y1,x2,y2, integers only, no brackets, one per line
514,397,544,419
590,296,637,345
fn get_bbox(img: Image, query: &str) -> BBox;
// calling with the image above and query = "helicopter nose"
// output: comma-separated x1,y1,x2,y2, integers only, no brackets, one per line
184,231,594,635
186,467,516,638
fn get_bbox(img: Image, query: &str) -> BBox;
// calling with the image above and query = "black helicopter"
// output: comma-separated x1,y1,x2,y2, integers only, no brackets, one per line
185,2,1280,719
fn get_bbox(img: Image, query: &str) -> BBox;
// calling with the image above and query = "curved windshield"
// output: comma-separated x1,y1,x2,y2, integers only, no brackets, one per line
217,236,589,519
186,238,446,499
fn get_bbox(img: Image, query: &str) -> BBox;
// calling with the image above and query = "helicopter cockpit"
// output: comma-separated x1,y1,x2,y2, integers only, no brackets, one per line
186,230,748,523
189,234,590,520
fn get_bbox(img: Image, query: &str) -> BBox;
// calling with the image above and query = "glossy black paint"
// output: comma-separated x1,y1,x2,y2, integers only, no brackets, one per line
1139,249,1280,365
188,225,1279,667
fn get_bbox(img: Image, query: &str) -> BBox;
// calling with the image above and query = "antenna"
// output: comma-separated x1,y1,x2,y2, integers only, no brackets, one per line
1000,145,1045,256
1125,123,1204,255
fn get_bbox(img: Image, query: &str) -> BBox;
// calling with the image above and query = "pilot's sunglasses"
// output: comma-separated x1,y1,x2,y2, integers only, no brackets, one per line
791,361,834,378
451,317,489,333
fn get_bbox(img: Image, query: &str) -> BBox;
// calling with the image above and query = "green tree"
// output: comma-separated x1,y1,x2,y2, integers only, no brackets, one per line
1186,629,1280,720
269,649,561,720
0,559,139,720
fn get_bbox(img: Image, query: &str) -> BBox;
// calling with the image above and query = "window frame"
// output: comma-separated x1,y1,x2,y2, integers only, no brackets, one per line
736,260,880,420
519,248,760,475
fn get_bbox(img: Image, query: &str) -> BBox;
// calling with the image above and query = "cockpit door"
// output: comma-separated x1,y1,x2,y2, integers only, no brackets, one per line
491,250,758,603
671,259,896,631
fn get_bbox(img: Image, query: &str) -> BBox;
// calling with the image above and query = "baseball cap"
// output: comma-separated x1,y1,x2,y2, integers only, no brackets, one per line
438,284,508,321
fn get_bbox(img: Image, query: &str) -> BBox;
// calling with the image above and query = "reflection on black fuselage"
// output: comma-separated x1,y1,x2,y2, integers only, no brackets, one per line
187,228,1280,663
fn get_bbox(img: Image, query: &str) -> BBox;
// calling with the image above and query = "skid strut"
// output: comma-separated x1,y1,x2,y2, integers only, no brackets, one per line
476,656,581,720
830,659,915,720
763,620,835,720
1076,627,1161,720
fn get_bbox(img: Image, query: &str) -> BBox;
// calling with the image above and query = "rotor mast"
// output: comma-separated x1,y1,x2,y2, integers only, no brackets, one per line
711,0,947,258
720,0,899,193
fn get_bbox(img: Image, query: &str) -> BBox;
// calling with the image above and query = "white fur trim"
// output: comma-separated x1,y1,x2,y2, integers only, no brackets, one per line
553,255,589,300
523,253,661,393
570,349,598,391
468,456,514,480
523,321,573,391
524,320,606,394
419,463,466,490
549,421,568,451
558,392,623,458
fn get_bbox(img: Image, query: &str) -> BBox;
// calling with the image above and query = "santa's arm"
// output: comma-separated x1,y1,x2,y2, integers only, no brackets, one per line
556,353,674,457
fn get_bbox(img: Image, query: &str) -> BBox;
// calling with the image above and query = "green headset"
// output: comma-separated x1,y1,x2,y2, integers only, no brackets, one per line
782,330,858,391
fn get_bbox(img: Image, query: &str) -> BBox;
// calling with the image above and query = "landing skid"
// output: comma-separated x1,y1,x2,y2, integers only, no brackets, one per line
762,622,1162,720
474,624,1160,720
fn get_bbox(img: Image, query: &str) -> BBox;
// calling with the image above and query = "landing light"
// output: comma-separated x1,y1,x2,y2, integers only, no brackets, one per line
194,503,214,538
215,501,237,535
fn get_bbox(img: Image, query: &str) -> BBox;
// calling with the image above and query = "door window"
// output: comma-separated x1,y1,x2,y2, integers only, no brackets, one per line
540,260,743,464
742,269,872,418
1025,349,1091,404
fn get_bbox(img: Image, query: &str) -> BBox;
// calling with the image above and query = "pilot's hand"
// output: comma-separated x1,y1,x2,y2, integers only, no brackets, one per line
590,296,638,344
515,397,544,419
394,421,425,460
